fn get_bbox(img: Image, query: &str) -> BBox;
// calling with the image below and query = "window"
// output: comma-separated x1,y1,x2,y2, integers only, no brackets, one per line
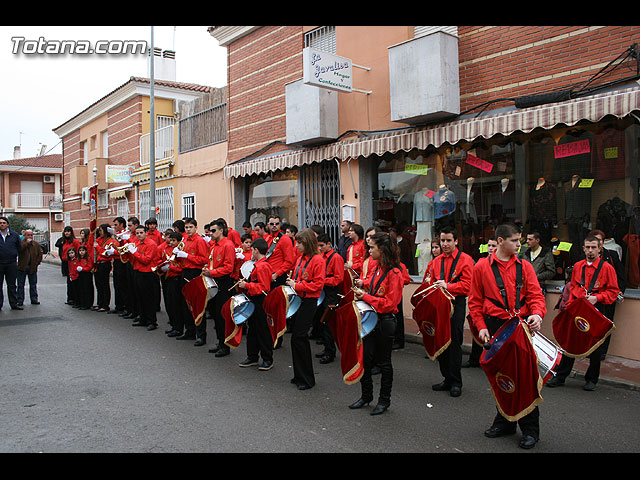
81,141,88,165
246,170,298,230
117,198,129,218
182,193,196,219
304,26,336,53
102,130,109,158
139,186,174,232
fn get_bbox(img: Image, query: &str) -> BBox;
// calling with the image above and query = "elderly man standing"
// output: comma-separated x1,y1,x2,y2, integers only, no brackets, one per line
17,229,43,306
0,216,24,310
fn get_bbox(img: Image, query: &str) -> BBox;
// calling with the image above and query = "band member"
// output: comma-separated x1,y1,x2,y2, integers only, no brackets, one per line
286,228,325,390
67,247,80,307
128,225,159,331
238,237,274,371
546,235,619,391
60,226,80,306
160,232,187,338
425,226,474,397
350,232,404,415
265,214,295,287
345,223,366,278
145,217,163,311
108,217,130,316
176,218,210,343
203,219,236,354
314,233,345,364
75,244,94,310
93,224,118,312
121,217,141,321
464,236,498,368
468,223,546,449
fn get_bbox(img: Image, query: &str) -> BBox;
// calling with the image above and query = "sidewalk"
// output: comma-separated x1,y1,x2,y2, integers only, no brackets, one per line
42,254,640,391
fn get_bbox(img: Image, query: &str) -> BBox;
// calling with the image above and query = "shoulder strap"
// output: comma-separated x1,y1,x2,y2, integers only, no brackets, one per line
440,249,462,283
490,259,523,313
579,259,605,294
368,266,392,296
266,232,282,258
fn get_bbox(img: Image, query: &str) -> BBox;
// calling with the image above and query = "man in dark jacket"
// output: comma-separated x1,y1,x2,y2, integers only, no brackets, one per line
0,216,24,310
519,231,556,294
17,229,43,306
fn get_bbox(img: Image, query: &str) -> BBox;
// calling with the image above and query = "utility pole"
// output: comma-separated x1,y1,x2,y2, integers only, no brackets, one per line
149,26,156,221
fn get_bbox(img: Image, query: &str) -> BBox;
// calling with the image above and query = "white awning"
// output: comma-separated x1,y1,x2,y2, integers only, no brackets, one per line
223,85,640,178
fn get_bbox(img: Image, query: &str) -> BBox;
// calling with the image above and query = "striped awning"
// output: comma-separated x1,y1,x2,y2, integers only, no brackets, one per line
130,159,174,184
223,85,640,178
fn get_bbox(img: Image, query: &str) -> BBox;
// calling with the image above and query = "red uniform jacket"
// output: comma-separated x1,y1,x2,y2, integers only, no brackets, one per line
569,257,619,305
129,238,158,273
266,232,296,278
362,257,377,281
207,237,235,278
95,236,119,263
68,258,80,281
62,238,80,261
423,248,473,297
227,228,242,247
468,253,547,332
181,233,210,270
291,253,325,298
147,229,164,248
347,239,366,276
323,248,345,288
242,257,273,297
361,264,404,314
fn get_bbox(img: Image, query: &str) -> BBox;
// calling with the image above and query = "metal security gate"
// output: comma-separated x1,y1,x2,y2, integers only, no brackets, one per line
299,161,341,244
139,186,174,232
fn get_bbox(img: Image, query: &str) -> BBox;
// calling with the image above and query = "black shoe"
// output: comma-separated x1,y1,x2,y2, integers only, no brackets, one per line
484,425,517,438
432,381,451,392
319,354,334,364
108,309,121,315
391,343,404,350
208,344,221,353
119,310,130,317
450,386,462,397
193,338,206,347
166,330,182,337
176,333,196,340
462,360,480,368
11,305,23,310
146,324,158,331
258,360,273,371
297,384,313,390
123,312,137,319
583,381,597,391
214,346,230,357
349,398,372,409
545,376,565,388
31,301,40,305
519,434,538,449
239,358,259,368
132,321,146,327
370,403,389,415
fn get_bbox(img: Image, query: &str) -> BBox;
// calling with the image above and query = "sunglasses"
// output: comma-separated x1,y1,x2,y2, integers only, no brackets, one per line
269,222,280,226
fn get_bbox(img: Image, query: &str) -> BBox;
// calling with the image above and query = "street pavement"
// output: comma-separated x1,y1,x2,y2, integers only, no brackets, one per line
1,262,639,453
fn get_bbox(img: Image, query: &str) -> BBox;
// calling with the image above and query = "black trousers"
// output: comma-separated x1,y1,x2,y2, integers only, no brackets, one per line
134,270,158,326
319,287,340,357
437,297,466,388
69,279,79,306
77,271,94,309
246,296,273,362
164,275,184,332
290,297,317,388
112,260,128,312
206,274,233,344
180,268,202,337
94,261,112,309
360,313,396,406
485,315,540,439
0,262,18,308
126,263,139,316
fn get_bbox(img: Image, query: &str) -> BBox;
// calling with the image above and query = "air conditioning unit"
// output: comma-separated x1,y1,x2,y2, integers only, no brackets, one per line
82,187,90,205
54,213,64,222
43,175,55,183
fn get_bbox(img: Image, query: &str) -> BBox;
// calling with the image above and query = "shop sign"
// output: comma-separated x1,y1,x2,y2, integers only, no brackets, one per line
405,164,430,175
465,153,494,173
303,47,352,93
553,139,590,159
106,165,134,183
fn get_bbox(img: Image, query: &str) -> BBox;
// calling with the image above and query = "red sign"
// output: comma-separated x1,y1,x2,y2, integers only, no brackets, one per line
465,154,494,173
554,139,590,159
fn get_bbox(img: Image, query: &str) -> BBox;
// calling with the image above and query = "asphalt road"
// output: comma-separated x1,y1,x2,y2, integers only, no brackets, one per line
1,262,639,453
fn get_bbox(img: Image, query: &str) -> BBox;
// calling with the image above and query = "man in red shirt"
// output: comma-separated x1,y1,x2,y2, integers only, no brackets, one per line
265,215,295,287
546,235,619,391
468,223,546,449
145,218,163,312
203,219,237,355
158,231,186,337
426,226,474,398
128,225,159,331
176,218,210,343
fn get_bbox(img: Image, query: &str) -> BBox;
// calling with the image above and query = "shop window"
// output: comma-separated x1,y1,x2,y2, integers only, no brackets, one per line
246,170,299,229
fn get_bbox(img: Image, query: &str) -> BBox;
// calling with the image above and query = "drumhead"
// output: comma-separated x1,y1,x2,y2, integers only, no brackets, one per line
240,260,255,279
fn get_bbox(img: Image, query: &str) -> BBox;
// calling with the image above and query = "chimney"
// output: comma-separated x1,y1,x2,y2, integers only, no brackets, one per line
13,146,21,159
148,48,176,82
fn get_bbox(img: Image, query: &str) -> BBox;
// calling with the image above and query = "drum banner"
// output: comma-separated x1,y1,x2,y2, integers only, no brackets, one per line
89,184,98,234
182,275,209,326
467,313,485,347
412,286,454,361
222,296,243,348
410,282,434,308
263,286,289,348
480,318,543,422
552,296,615,358
342,269,356,295
329,301,364,385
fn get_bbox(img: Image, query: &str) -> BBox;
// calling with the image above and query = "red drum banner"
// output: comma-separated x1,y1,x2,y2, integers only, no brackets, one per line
329,301,364,385
412,286,454,360
263,286,288,347
552,296,615,358
480,318,543,422
182,275,209,326
222,297,243,348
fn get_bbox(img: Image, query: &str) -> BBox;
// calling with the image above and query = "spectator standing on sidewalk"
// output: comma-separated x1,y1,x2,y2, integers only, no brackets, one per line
17,229,43,306
0,216,24,310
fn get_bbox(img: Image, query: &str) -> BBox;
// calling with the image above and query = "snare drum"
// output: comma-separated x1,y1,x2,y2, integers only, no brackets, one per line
204,276,219,298
531,332,563,385
231,293,255,325
355,300,378,338
283,285,302,318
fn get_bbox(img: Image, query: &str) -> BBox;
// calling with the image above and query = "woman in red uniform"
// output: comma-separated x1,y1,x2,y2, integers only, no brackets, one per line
351,232,404,415
286,228,325,390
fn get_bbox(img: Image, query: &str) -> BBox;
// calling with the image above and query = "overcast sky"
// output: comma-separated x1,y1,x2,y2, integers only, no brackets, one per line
0,25,227,161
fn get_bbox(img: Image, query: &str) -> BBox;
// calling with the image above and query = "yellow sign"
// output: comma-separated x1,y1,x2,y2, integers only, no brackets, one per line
579,178,594,188
557,241,572,252
405,164,430,175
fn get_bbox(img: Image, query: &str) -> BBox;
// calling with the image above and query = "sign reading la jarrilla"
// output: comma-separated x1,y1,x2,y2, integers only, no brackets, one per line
303,47,352,93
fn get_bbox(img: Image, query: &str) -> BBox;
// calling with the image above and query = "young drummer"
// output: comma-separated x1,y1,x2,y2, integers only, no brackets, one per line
127,225,159,331
237,237,275,371
350,232,405,415
94,224,119,312
468,223,546,449
161,232,187,338
286,228,326,390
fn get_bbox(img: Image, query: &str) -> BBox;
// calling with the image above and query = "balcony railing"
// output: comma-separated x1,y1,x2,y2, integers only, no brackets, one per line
140,125,175,166
11,193,63,210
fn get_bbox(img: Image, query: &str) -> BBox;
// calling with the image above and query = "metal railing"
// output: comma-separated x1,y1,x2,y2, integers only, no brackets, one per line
139,125,175,166
11,193,63,210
